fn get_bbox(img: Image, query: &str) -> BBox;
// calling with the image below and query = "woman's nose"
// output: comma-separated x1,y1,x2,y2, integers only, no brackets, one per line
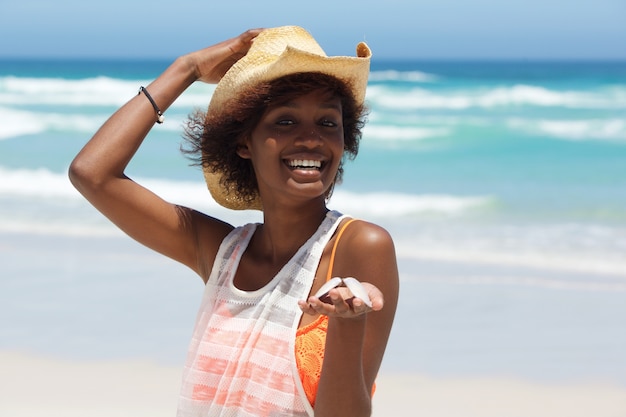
295,126,323,146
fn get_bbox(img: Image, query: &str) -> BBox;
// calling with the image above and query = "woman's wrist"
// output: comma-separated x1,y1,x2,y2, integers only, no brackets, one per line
327,313,367,340
174,54,202,84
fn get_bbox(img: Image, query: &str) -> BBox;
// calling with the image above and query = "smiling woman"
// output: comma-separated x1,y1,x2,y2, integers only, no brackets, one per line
68,26,398,417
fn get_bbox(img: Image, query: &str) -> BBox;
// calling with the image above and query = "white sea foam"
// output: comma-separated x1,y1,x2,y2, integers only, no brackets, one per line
0,167,491,215
362,124,451,141
3,166,625,290
0,167,495,237
368,84,626,110
0,106,192,140
0,166,216,207
369,70,439,83
508,118,626,141
0,219,122,237
0,166,77,198
0,76,216,139
3,75,624,143
398,246,626,281
5,76,623,113
332,191,492,217
0,75,215,108
0,76,139,106
0,107,47,139
0,107,105,139
393,220,626,279
402,271,626,292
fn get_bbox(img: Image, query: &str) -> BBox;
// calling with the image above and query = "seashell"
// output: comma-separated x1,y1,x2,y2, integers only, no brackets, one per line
313,277,372,308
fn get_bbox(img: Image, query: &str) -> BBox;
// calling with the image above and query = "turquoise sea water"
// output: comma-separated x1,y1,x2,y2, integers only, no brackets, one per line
2,59,624,268
1,59,625,383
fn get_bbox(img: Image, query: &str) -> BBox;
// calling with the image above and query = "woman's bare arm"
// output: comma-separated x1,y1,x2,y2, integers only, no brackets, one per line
305,222,399,416
68,29,262,278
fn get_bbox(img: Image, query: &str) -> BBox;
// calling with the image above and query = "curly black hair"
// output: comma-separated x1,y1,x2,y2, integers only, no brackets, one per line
182,72,368,205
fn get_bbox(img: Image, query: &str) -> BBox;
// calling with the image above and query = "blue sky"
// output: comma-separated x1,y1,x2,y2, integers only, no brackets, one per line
1,0,625,60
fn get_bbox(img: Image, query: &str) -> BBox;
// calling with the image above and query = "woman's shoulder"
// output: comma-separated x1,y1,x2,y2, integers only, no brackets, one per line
331,217,398,295
345,218,394,247
338,218,396,263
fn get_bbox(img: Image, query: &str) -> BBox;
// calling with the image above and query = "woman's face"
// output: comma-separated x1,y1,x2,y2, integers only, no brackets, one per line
238,89,344,208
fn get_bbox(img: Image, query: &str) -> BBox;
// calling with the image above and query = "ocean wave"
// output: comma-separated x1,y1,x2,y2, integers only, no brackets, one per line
6,75,624,112
0,76,217,139
393,219,626,279
4,166,624,285
0,76,140,106
0,166,213,205
0,166,77,198
0,166,260,236
0,166,493,220
0,105,459,142
507,118,626,141
0,107,105,139
369,70,439,83
362,124,451,141
0,75,215,108
331,191,493,217
367,84,626,110
402,272,626,292
0,167,493,234
0,106,187,140
0,219,123,237
398,246,626,281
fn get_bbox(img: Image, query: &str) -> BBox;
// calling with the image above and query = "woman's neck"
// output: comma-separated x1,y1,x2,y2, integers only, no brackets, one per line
255,203,329,264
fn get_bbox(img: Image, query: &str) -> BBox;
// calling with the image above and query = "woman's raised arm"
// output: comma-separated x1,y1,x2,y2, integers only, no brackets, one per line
68,29,262,277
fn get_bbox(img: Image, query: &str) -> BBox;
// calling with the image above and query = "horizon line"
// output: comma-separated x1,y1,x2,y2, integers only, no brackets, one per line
1,55,626,63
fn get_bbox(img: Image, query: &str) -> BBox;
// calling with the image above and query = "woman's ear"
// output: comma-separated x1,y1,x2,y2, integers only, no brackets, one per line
236,142,251,159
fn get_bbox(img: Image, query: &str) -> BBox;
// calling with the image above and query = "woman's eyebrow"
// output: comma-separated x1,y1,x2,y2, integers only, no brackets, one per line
275,102,342,113
321,102,342,112
273,96,342,111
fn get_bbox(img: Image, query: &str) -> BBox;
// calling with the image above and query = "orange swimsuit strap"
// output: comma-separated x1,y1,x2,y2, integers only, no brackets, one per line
325,218,358,282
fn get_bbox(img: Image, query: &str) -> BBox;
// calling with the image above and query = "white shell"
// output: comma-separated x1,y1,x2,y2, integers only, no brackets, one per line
313,276,372,308
313,277,343,299
343,277,373,308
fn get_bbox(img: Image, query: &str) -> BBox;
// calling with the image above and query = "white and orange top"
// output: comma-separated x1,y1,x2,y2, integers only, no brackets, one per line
177,211,348,417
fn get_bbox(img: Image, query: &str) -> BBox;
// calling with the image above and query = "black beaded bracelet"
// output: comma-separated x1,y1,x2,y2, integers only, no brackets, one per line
138,86,164,124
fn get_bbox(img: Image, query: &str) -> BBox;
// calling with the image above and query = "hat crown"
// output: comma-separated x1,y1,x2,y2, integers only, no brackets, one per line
211,26,331,105
247,26,327,59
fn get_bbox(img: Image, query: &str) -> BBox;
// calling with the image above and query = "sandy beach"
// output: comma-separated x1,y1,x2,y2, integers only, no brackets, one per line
2,229,626,416
1,350,625,417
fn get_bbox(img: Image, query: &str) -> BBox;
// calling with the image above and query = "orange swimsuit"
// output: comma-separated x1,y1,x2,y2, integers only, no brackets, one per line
295,315,329,406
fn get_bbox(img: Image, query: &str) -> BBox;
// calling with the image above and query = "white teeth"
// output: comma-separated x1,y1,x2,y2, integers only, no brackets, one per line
288,159,322,168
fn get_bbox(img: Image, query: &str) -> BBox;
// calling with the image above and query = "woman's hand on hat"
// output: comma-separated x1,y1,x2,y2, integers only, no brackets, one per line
184,28,264,84
299,282,384,319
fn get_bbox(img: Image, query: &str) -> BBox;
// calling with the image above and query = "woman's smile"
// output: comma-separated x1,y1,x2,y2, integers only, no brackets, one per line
284,157,326,179
286,159,322,170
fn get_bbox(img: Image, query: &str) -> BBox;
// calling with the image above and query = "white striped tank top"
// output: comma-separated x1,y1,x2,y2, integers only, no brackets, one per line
177,210,346,417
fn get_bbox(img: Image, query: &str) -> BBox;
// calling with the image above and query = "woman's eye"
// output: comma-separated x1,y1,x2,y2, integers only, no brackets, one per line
277,119,295,126
320,119,338,128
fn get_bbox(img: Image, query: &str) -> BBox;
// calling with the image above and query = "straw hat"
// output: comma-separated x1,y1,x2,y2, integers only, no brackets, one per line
203,25,372,210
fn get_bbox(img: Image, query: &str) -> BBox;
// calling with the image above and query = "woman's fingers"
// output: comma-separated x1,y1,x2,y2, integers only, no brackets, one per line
187,28,264,84
299,289,377,319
